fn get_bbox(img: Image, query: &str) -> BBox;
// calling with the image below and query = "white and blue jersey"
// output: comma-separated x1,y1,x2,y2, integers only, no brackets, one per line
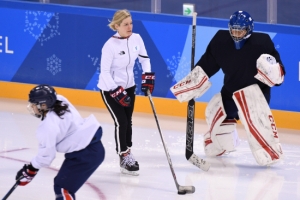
31,95,101,169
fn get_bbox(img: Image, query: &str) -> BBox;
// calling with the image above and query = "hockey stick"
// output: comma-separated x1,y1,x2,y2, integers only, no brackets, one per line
147,90,195,195
185,12,210,171
2,176,23,200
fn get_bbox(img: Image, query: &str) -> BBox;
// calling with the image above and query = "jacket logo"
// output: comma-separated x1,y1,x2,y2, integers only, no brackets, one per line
133,45,140,52
119,51,125,55
173,80,191,89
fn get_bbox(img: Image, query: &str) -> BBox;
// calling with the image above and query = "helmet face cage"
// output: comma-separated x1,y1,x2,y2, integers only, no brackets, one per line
28,84,57,111
228,11,254,48
27,103,42,118
229,25,248,42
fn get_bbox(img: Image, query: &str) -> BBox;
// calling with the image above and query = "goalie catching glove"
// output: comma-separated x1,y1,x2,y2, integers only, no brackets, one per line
254,54,285,87
141,72,155,96
16,163,39,186
170,66,211,102
110,86,131,107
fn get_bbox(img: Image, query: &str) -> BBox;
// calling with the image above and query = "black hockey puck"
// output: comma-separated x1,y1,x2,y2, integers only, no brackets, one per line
178,191,186,195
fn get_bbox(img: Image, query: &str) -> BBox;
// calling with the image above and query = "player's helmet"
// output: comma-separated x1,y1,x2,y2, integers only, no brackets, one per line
29,84,57,109
228,11,254,49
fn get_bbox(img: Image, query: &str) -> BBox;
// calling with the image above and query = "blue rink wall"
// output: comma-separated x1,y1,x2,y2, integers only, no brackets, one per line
0,0,300,114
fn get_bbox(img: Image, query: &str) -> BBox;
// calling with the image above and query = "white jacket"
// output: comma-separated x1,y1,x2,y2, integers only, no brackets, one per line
97,32,151,91
31,95,100,169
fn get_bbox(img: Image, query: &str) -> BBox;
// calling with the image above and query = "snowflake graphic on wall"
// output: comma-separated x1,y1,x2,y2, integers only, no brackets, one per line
133,59,143,95
166,52,191,81
46,54,62,75
88,55,99,67
88,54,100,91
24,11,60,46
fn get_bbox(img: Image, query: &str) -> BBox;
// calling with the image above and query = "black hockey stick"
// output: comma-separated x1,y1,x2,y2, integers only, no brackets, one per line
147,90,195,195
185,12,210,171
2,176,23,200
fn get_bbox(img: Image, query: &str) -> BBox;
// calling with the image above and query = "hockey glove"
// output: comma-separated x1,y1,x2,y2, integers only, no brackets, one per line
254,54,285,87
110,86,131,107
141,72,155,96
16,163,39,186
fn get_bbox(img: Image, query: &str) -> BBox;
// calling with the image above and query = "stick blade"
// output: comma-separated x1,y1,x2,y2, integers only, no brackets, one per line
178,185,195,194
188,153,210,171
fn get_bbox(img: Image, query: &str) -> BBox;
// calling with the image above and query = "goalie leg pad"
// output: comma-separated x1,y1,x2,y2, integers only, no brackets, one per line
170,66,212,102
204,93,240,156
233,84,284,166
204,120,240,156
215,120,240,153
252,143,283,166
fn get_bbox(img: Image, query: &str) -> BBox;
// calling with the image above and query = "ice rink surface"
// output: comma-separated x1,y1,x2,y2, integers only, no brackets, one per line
0,97,299,200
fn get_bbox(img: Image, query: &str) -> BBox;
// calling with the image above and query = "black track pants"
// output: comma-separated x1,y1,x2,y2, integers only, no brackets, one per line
100,85,136,154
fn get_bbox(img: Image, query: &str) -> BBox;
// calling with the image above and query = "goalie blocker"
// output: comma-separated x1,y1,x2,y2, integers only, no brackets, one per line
170,66,211,102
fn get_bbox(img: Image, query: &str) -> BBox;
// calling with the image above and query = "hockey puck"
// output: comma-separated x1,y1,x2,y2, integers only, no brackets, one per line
177,191,187,195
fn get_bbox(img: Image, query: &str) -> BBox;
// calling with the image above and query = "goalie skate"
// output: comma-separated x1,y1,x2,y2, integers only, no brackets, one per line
120,153,139,176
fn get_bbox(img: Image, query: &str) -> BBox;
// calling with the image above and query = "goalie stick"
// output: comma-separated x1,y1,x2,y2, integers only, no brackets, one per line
147,90,195,195
2,176,23,200
185,12,210,171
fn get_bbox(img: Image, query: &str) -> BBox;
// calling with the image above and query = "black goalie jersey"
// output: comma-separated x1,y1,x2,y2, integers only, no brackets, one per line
196,30,285,100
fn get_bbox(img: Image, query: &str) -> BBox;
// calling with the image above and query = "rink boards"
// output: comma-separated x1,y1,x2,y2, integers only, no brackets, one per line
1,81,299,130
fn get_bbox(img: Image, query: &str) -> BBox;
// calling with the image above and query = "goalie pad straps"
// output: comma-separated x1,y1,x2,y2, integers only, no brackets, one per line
254,54,284,87
233,84,283,166
204,93,240,156
170,66,212,102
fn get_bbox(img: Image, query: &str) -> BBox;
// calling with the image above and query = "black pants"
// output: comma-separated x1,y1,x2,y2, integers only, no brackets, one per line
100,85,136,154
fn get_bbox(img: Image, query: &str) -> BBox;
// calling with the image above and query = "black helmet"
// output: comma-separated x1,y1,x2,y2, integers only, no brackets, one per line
29,84,57,109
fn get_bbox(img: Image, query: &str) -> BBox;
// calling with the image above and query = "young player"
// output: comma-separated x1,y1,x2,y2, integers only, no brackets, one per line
171,11,285,166
97,9,155,175
15,84,105,199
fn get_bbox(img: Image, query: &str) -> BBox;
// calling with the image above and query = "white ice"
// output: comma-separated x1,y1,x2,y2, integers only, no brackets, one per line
0,98,299,200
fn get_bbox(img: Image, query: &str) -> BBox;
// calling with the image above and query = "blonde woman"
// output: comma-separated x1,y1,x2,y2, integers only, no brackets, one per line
97,9,155,176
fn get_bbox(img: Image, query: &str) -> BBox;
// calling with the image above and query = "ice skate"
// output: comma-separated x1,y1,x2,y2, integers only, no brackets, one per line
128,149,139,168
120,153,139,176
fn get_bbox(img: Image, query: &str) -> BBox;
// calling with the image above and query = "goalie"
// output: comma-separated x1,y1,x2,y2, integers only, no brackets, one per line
170,11,285,166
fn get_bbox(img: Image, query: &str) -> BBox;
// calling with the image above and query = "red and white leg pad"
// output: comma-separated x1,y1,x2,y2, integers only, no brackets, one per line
233,84,284,166
204,93,240,156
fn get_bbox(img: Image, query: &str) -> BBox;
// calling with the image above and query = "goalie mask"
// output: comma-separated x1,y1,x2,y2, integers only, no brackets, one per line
229,11,254,50
27,84,57,118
